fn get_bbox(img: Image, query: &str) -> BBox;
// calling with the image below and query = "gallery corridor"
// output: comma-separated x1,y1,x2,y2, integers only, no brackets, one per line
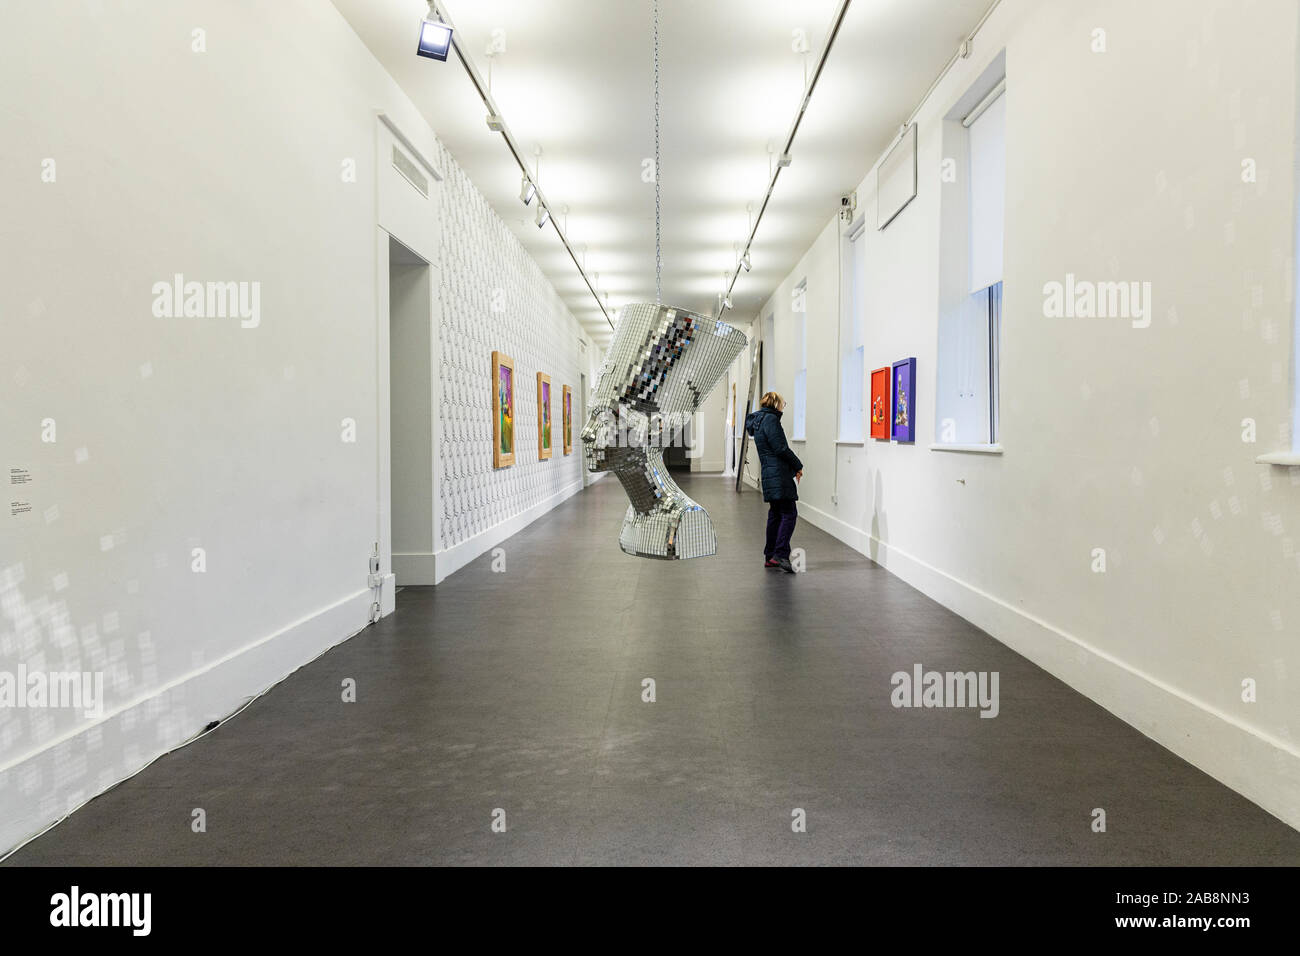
8,474,1298,867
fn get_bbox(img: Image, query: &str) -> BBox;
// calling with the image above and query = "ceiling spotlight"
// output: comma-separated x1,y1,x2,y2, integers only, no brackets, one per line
416,18,453,61
535,204,550,228
778,152,793,167
740,252,751,272
723,295,733,310
520,176,536,206
485,113,505,131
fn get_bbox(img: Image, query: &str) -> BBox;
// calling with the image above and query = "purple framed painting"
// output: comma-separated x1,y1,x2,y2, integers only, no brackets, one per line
891,357,916,443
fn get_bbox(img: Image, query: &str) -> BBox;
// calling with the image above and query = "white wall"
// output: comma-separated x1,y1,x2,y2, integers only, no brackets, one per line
691,380,729,473
416,141,590,584
756,0,1300,829
0,0,589,853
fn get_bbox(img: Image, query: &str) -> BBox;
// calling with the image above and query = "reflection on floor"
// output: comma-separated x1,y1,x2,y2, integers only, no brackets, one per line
8,474,1299,865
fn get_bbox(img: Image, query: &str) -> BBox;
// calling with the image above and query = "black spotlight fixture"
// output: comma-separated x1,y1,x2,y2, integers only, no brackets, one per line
416,16,453,61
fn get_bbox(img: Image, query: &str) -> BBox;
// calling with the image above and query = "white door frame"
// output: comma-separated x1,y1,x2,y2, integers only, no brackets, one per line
374,112,442,612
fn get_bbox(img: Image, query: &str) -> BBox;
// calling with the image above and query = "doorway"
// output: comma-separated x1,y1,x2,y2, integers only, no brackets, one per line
579,372,590,486
388,235,434,589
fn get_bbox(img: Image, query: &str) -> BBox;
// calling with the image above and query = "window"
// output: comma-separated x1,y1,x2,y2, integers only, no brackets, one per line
1259,54,1300,464
968,84,1005,296
761,312,775,398
839,226,866,441
1293,114,1300,454
935,75,1005,448
792,279,808,440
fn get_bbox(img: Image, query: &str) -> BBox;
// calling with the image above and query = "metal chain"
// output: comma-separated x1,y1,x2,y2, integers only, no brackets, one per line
653,0,662,305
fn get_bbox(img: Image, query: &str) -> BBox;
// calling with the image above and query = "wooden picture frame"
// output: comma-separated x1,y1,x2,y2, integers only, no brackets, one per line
562,385,573,455
537,372,552,460
492,351,515,468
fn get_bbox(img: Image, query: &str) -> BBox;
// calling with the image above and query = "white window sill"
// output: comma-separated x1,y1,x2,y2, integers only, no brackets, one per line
1256,452,1300,466
929,442,1004,455
791,438,806,443
835,439,865,447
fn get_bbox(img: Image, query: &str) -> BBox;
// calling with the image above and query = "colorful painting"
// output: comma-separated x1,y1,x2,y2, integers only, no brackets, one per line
562,385,573,455
537,372,552,460
891,357,916,443
870,366,890,440
492,351,515,468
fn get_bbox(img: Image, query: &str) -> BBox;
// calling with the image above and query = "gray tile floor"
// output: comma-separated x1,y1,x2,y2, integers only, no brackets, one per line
8,473,1300,865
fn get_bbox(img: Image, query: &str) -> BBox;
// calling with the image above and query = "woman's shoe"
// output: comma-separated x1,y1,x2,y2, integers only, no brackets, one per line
764,557,780,569
775,557,795,573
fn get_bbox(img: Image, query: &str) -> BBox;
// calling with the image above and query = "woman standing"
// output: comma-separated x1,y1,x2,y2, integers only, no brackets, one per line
745,392,803,573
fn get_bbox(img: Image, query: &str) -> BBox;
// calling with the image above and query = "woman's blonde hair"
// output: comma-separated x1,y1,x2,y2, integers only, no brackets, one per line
760,391,784,410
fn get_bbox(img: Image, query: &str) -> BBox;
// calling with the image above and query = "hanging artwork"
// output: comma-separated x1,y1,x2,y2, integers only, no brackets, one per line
537,372,552,460
492,351,515,468
891,357,917,443
870,366,890,440
583,303,746,559
562,385,573,455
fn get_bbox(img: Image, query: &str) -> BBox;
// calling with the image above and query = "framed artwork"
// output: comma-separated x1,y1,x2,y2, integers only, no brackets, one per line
492,351,515,468
891,357,917,443
869,366,890,440
562,385,573,455
537,372,552,460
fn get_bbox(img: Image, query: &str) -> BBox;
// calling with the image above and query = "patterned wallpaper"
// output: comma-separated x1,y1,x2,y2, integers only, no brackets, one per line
434,144,586,552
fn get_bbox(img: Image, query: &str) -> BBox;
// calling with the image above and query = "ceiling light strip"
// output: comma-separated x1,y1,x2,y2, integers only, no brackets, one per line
428,2,615,330
722,0,852,310
723,0,1004,312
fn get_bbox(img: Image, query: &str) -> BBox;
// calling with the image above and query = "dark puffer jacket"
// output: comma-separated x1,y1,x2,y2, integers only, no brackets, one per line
745,406,803,501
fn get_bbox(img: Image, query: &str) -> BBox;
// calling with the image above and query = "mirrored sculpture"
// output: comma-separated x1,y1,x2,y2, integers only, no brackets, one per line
582,303,747,559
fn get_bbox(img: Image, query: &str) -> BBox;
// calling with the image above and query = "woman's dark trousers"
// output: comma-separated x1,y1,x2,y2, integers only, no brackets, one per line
765,499,798,560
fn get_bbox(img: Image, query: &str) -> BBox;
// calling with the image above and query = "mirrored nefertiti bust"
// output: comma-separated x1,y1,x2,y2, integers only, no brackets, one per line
581,303,747,559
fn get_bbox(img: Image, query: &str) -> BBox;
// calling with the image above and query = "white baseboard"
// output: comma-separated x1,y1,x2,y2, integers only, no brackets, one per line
798,501,873,556
432,478,585,584
0,587,376,857
798,502,1300,832
691,457,725,472
393,552,435,586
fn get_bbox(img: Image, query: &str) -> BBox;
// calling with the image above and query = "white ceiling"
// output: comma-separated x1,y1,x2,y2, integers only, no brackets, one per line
331,0,992,346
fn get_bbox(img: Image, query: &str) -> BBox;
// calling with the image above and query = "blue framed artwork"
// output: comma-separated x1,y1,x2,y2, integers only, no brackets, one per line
891,357,916,443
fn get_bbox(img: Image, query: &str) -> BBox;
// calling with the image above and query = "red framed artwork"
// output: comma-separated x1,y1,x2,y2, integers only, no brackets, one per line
870,366,890,440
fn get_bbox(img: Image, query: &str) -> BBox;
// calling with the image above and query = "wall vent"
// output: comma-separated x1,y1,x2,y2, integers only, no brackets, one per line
392,145,429,198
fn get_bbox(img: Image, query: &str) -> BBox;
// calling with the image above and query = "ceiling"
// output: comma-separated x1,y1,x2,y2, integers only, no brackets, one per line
331,0,992,346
